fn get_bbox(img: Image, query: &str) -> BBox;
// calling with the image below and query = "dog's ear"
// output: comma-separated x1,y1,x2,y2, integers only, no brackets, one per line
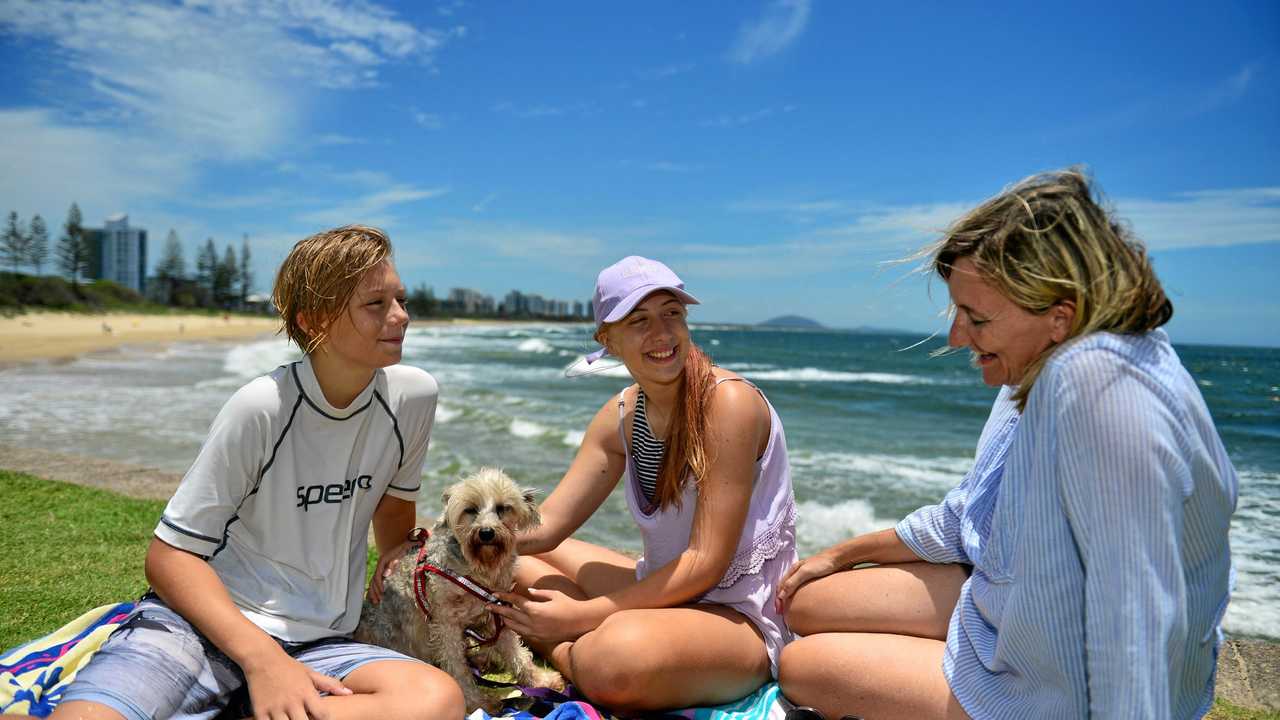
520,488,541,529
440,488,452,507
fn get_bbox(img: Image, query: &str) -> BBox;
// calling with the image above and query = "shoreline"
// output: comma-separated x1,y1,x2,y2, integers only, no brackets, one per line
0,312,588,367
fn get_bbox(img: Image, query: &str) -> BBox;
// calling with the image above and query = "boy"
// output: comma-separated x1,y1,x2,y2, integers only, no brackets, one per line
48,226,464,720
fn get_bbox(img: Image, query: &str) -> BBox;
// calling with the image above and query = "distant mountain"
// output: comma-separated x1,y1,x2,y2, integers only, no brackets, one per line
758,314,825,329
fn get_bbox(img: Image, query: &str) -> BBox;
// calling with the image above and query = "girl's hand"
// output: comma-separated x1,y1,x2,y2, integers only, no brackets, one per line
489,589,598,646
775,549,846,615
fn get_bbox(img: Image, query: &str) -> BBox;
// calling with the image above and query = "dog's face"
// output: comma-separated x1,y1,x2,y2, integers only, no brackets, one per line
441,468,539,574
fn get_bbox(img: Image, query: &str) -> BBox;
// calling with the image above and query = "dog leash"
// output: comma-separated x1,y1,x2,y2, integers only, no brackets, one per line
409,534,508,647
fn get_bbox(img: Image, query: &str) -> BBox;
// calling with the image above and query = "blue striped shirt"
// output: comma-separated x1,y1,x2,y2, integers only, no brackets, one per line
896,329,1237,719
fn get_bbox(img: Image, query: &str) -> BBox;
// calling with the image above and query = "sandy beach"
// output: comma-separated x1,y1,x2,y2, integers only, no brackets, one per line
0,312,281,365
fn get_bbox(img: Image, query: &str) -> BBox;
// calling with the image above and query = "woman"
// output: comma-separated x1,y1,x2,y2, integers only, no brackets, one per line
775,170,1237,720
490,256,798,714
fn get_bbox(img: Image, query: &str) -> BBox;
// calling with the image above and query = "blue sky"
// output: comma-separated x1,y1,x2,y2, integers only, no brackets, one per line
2,1,1277,346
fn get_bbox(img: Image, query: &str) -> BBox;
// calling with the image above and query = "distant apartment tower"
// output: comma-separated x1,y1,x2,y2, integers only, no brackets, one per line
84,214,147,293
447,287,495,315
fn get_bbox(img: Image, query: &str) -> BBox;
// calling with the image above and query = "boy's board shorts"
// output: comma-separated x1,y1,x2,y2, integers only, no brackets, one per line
59,596,420,720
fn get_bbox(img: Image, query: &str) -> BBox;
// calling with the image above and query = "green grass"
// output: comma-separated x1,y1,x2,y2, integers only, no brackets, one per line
0,470,161,651
0,469,382,653
1210,700,1280,720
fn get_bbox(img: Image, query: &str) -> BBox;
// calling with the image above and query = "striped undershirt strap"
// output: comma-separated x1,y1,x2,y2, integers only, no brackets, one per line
632,388,665,504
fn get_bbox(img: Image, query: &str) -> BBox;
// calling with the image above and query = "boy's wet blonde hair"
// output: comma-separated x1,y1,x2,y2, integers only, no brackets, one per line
931,169,1173,409
273,225,393,353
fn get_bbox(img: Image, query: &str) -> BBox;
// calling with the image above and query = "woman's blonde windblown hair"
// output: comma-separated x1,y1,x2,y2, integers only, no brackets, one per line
931,168,1173,409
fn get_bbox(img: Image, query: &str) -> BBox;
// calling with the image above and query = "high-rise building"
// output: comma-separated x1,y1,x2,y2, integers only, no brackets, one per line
84,214,147,293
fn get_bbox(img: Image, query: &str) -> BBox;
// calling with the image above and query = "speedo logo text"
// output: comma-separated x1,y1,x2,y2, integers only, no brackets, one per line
297,475,374,511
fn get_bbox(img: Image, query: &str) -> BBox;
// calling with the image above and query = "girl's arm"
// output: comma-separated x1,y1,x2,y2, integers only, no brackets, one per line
518,395,628,556
500,381,770,640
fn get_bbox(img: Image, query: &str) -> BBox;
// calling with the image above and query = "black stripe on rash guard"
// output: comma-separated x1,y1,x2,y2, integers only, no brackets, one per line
373,389,405,470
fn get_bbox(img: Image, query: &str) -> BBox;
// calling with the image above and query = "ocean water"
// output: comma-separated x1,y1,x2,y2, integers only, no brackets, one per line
1,323,1276,640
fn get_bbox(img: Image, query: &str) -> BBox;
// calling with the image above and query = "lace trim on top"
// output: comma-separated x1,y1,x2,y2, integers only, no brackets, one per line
716,497,797,589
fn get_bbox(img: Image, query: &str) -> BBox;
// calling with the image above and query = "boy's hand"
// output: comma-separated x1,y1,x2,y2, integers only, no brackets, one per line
244,650,351,719
367,537,419,605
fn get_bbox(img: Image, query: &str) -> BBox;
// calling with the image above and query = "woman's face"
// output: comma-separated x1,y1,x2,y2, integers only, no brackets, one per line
946,256,1066,387
605,291,690,386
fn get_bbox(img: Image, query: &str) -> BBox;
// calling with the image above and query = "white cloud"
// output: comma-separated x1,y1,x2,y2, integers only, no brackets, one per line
640,61,697,79
728,0,811,65
413,110,444,129
0,108,194,229
700,105,796,128
297,185,450,228
1117,188,1280,250
644,161,703,173
0,0,453,158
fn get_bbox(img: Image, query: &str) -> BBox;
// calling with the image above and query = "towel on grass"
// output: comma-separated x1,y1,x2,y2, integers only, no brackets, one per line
466,681,786,720
0,602,135,717
2,603,786,720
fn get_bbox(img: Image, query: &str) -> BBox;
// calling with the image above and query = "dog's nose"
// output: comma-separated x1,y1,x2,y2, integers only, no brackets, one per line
478,528,496,542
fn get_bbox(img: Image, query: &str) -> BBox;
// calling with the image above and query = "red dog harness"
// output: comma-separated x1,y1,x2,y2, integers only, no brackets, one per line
407,529,507,647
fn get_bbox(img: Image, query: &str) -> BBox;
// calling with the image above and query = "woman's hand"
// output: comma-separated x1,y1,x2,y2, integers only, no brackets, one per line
489,589,600,646
367,537,420,605
775,548,848,615
242,647,352,720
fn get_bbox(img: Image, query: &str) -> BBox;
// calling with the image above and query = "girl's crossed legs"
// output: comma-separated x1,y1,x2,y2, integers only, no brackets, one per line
516,538,771,715
779,562,971,720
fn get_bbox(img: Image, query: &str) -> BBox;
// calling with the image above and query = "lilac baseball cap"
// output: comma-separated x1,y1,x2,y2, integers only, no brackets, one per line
585,256,699,363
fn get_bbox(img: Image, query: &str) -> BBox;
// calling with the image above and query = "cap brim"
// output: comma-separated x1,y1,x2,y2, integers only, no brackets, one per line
600,285,700,324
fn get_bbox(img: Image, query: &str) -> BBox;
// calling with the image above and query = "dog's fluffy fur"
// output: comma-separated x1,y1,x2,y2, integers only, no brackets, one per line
354,467,562,712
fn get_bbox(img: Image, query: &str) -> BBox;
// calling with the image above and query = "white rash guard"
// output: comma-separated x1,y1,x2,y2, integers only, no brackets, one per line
154,354,437,642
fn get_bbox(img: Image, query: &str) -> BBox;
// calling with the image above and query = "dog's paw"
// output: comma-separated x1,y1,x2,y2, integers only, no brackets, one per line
530,665,565,692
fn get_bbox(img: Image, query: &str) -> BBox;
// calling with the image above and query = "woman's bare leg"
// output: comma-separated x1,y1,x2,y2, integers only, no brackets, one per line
785,561,968,639
779,632,968,720
779,562,970,719
515,539,769,713
565,605,770,714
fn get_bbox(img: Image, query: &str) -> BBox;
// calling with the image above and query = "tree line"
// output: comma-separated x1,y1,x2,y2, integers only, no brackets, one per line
154,229,253,310
2,202,254,311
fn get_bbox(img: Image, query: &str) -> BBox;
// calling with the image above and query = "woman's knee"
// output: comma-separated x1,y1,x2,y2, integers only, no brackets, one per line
784,578,831,635
568,614,664,710
777,636,830,702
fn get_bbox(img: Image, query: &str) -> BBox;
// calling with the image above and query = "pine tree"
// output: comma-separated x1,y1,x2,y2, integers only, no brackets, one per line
156,229,186,281
196,237,218,299
2,211,27,273
57,203,89,285
215,243,238,308
28,214,49,274
239,233,253,305
154,229,186,305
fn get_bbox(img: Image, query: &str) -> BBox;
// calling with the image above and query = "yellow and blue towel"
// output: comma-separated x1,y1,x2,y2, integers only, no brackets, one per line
0,602,134,717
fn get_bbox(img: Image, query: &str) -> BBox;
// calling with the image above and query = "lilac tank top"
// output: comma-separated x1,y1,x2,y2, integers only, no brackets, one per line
618,377,798,676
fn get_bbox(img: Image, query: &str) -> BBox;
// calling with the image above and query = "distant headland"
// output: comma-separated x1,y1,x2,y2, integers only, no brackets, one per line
758,314,825,329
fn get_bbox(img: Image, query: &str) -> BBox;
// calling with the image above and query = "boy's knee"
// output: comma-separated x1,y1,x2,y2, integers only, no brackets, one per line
378,664,465,720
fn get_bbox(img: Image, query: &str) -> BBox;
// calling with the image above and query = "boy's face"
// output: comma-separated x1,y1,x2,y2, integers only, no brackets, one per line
321,260,409,372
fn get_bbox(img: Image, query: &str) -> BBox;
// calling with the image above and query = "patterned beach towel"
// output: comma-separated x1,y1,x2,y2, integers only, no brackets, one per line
0,602,135,717
466,681,786,720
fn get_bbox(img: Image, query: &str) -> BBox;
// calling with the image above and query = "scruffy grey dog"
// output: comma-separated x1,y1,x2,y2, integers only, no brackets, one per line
354,467,563,713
